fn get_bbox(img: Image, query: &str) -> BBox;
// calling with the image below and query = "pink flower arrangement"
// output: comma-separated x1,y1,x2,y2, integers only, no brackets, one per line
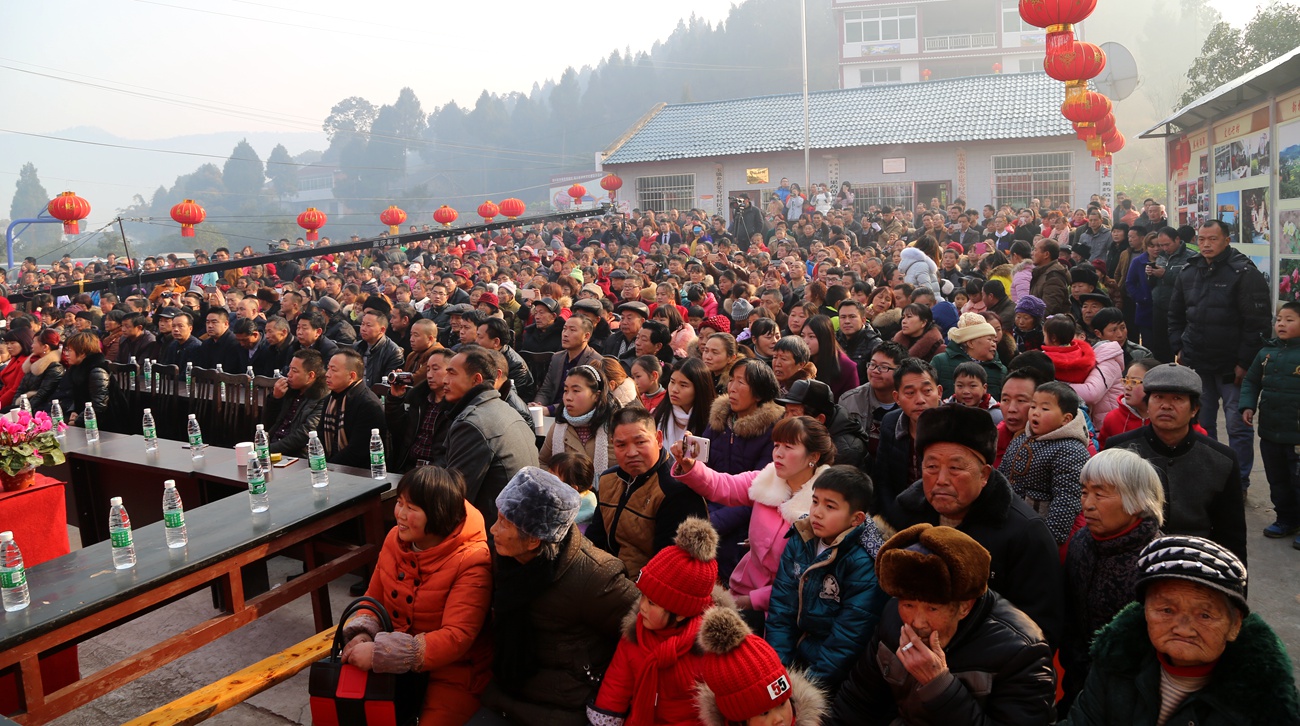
0,410,66,475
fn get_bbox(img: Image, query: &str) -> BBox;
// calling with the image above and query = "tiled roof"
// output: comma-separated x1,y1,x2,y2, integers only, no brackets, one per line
603,72,1072,165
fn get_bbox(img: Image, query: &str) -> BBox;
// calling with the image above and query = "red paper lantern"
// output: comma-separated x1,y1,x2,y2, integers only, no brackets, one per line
1044,41,1106,83
499,198,526,220
380,205,407,234
433,205,458,228
992,62,1003,74
1019,0,1098,30
170,199,206,238
1104,131,1126,155
47,191,90,234
478,200,500,222
297,207,327,242
921,68,932,81
600,173,623,200
568,184,587,206
1061,91,1112,131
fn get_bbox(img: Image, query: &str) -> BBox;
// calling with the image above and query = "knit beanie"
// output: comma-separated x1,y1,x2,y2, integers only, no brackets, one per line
495,467,580,544
1014,295,1046,320
697,607,794,722
701,315,731,334
946,312,998,345
636,518,718,618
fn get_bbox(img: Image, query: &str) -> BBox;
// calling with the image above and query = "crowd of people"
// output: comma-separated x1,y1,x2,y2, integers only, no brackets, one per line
4,187,1298,725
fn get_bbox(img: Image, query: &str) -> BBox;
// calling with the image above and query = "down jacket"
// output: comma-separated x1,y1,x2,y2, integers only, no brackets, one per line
1030,260,1072,316
701,396,784,476
1168,246,1271,375
766,518,889,689
1042,340,1123,420
1240,335,1300,444
899,247,940,294
66,353,117,433
17,349,63,413
673,459,832,613
998,412,1091,545
929,347,1008,401
1061,602,1300,726
830,591,1057,726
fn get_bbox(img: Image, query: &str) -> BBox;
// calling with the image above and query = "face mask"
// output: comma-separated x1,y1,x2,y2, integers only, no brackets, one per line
693,227,702,234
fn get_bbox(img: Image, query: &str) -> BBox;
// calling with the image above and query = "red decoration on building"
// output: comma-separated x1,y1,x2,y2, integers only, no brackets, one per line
47,192,90,235
1044,41,1106,83
380,206,407,234
921,68,932,81
297,207,327,242
478,200,500,223
600,173,623,200
567,184,587,206
433,205,458,228
498,198,526,220
1018,0,1098,29
1061,91,1112,142
170,199,206,238
992,62,1003,74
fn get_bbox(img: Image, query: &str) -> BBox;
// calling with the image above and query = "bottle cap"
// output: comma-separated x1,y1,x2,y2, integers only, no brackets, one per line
188,414,196,419
308,431,318,438
372,428,380,435
144,408,152,414
110,496,123,506
164,480,176,489
0,531,12,542
256,424,264,431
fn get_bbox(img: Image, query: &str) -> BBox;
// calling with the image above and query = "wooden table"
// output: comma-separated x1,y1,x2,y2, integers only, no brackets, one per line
0,463,390,724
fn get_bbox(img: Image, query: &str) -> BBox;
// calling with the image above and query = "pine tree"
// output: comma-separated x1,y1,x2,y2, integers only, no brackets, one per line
222,140,265,198
8,163,59,250
266,144,298,200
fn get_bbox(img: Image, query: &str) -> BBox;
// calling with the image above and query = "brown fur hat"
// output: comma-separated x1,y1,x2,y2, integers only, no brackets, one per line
877,524,990,603
914,403,998,465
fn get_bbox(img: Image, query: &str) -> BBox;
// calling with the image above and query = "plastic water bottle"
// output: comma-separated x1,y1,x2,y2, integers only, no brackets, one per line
84,403,99,444
17,395,30,414
142,408,158,451
247,455,269,513
50,399,64,437
162,480,188,548
142,358,153,393
369,429,386,480
108,497,137,569
307,431,329,488
216,364,226,402
150,359,160,391
185,361,193,394
129,356,138,390
187,414,204,459
253,424,271,472
246,365,255,380
1,531,29,612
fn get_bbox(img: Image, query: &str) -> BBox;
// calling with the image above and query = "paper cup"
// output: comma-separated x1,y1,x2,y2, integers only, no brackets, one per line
528,406,545,429
234,442,254,466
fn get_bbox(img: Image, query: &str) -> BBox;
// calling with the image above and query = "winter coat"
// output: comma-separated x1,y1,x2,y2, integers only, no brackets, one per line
899,247,940,294
316,380,385,469
1240,335,1300,444
359,502,493,715
891,326,946,362
1125,253,1154,329
1169,247,1271,375
1060,517,1161,705
888,471,1064,648
1011,260,1033,302
357,335,404,388
480,531,639,726
438,386,540,527
871,407,919,527
66,352,116,433
1150,241,1194,311
262,382,328,457
766,518,888,689
1061,602,1300,726
197,329,244,372
520,319,564,356
929,347,1007,401
701,396,783,476
538,418,617,480
998,413,1091,544
837,327,881,381
0,355,27,409
500,345,536,402
533,346,602,408
1104,427,1247,565
1097,395,1144,449
673,459,833,613
1044,339,1123,419
830,592,1056,726
820,350,861,403
586,451,709,579
871,307,903,342
115,330,156,365
1030,260,1072,316
824,406,870,470
17,349,63,413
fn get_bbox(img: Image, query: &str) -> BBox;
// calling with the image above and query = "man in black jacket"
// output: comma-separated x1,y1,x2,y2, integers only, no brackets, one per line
259,316,295,377
836,300,880,380
518,297,564,354
198,307,244,372
475,316,536,402
777,379,870,470
1168,219,1271,489
385,348,456,473
263,349,328,456
602,301,647,365
318,349,386,468
356,310,404,387
292,311,339,362
159,311,203,369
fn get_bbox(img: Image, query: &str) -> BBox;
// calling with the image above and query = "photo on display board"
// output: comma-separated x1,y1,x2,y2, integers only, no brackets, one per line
1242,187,1270,244
1215,145,1232,182
1279,258,1300,302
1249,131,1271,178
1281,209,1300,255
1217,190,1241,243
1279,121,1300,200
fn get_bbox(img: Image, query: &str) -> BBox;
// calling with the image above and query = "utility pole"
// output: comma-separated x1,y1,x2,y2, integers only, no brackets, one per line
801,0,811,192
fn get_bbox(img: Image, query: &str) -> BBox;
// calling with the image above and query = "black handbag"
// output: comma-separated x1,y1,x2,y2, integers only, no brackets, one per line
309,596,427,726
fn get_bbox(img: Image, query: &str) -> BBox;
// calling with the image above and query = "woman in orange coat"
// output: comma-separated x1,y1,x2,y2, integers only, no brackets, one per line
340,466,494,725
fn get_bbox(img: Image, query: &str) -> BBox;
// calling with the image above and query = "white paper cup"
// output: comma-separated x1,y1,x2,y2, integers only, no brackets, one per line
528,406,545,429
234,442,254,466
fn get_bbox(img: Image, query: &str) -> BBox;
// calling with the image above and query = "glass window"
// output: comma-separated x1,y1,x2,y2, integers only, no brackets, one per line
1018,57,1039,73
1002,0,1038,33
851,183,914,216
992,153,1074,209
859,67,903,86
846,5,916,44
635,174,696,213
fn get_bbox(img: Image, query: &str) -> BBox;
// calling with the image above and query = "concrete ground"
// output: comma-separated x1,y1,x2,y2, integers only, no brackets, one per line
37,412,1300,724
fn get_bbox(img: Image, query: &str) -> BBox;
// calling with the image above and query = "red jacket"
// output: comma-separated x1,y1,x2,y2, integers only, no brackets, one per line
592,608,707,726
0,355,29,409
1041,341,1096,384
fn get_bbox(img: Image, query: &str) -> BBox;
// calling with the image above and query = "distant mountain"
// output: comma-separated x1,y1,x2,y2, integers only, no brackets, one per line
0,127,325,226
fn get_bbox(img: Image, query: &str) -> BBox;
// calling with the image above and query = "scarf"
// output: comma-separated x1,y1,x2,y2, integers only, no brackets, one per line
553,421,608,491
628,616,702,726
490,539,563,693
322,384,354,456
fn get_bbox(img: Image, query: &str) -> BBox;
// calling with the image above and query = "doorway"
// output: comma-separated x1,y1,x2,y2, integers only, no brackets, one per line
915,181,951,211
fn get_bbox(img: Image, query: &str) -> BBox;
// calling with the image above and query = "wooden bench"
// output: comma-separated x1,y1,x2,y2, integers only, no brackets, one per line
122,628,334,726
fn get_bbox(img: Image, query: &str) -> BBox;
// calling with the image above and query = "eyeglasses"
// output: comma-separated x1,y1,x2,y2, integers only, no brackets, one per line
1122,377,1143,386
867,363,898,373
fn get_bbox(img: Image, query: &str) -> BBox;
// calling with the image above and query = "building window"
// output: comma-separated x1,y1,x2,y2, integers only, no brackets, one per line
299,175,333,192
1018,58,1039,73
851,183,914,217
845,7,917,43
992,152,1074,209
1001,0,1038,33
636,174,696,212
859,67,903,86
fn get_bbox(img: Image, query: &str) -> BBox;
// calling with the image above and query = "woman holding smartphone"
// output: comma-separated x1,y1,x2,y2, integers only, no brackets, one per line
653,357,716,449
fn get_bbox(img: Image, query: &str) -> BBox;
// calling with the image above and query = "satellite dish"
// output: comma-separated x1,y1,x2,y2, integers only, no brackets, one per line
1095,42,1140,101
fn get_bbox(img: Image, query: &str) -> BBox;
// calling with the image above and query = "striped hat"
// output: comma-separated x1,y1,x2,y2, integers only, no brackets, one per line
1135,535,1248,614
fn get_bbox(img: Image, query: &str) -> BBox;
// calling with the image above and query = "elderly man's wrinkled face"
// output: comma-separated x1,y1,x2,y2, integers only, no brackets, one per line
921,442,991,520
1145,579,1241,667
897,598,975,650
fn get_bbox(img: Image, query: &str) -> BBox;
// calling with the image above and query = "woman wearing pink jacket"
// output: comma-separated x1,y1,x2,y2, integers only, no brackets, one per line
669,416,835,615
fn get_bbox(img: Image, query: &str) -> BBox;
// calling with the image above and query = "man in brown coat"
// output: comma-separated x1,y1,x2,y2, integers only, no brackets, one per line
1029,238,1072,316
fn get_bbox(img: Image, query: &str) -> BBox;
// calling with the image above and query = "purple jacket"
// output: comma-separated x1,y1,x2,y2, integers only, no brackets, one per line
1125,253,1153,329
701,397,784,475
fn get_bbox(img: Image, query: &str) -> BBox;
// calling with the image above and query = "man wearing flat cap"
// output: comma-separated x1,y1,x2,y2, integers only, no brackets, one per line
1104,363,1247,563
886,403,1064,648
832,524,1055,725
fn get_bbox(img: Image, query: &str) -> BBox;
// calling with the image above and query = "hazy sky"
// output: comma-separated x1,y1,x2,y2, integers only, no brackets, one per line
2,0,1268,140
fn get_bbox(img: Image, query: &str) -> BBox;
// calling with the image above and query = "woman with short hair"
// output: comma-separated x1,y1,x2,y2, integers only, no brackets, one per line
891,303,946,361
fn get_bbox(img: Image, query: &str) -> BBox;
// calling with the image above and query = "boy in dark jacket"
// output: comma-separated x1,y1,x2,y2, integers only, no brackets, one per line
1240,301,1300,545
766,466,888,689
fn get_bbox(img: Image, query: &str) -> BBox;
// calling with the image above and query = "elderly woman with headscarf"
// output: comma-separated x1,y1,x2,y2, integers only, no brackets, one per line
479,467,639,726
1062,535,1300,725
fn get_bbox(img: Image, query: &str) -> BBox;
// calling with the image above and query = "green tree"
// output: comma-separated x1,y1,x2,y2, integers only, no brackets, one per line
266,144,298,200
323,96,378,144
1180,3,1300,107
222,139,265,198
8,162,59,251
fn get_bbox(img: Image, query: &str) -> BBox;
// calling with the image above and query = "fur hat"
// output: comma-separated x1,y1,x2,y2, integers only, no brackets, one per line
362,295,392,316
495,467,580,544
256,287,280,304
697,607,797,723
914,403,998,465
636,518,719,617
1135,535,1248,615
877,524,991,603
947,312,998,345
1070,264,1098,289
1014,295,1046,319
